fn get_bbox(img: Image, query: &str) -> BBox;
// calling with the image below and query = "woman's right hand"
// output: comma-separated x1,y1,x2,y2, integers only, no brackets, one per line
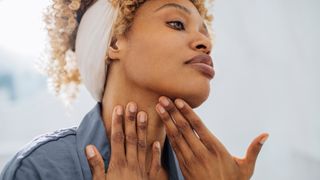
85,102,162,180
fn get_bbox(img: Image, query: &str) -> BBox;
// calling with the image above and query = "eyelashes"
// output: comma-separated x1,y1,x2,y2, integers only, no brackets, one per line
165,20,210,39
166,20,185,31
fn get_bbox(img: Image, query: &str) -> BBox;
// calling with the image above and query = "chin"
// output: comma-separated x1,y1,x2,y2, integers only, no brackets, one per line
169,86,210,109
184,92,209,108
186,81,211,108
155,76,211,108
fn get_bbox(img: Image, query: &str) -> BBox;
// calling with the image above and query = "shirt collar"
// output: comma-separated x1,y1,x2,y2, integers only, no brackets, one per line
76,102,183,180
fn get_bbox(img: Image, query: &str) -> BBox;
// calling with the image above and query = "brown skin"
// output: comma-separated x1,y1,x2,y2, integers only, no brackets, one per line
85,104,165,180
84,0,268,179
155,97,269,180
90,0,212,176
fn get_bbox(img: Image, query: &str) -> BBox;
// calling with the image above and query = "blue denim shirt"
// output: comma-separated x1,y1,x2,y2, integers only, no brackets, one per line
0,103,184,180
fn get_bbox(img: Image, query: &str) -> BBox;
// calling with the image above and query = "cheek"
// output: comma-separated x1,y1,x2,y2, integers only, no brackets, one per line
124,35,177,80
123,33,211,106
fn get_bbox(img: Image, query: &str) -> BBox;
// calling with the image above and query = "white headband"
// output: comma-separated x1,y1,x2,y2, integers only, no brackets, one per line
75,0,119,102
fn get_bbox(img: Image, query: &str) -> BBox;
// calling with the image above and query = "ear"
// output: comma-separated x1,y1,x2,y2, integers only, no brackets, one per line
108,35,126,60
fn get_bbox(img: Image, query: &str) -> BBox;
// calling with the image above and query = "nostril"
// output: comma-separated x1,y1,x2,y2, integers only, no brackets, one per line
196,44,206,49
195,44,210,54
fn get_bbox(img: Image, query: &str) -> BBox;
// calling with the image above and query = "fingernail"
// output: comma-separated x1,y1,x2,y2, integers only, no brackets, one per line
139,113,146,123
129,103,137,113
259,134,269,145
86,145,95,158
155,141,160,149
156,104,166,114
175,99,184,109
160,97,170,107
116,106,123,115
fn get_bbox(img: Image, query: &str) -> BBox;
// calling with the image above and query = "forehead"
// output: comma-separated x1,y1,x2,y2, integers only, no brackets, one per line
132,0,208,35
136,0,203,19
147,0,199,13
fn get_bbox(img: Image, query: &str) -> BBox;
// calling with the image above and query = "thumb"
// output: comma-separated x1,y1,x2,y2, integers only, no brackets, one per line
85,145,105,180
245,133,269,168
149,141,162,178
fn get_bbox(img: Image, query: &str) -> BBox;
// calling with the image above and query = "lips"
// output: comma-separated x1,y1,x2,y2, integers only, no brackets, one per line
185,54,214,67
185,54,215,79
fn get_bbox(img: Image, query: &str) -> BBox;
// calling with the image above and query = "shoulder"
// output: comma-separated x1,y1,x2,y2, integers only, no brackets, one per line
18,127,77,158
0,127,84,180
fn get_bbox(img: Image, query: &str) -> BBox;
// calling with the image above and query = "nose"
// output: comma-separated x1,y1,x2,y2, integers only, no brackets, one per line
190,33,213,55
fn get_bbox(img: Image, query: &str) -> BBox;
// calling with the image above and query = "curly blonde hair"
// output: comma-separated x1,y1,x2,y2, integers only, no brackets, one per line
37,0,214,106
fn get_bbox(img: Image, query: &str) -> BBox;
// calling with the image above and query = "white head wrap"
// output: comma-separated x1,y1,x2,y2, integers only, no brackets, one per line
75,0,119,102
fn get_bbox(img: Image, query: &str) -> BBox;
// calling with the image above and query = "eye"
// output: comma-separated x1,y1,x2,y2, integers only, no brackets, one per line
166,20,185,31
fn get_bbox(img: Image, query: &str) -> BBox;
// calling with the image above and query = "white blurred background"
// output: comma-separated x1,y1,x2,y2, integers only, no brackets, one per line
0,0,319,179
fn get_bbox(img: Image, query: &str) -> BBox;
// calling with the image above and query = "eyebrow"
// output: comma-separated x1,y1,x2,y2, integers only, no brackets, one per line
154,3,209,35
154,3,191,15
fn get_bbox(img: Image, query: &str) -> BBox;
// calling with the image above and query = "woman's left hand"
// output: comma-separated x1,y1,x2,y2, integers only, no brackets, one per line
155,96,269,180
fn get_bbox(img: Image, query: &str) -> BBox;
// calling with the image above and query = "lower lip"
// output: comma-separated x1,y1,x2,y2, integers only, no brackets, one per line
187,63,215,79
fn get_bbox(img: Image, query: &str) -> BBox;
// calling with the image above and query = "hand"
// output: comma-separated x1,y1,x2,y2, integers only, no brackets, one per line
85,102,162,180
155,96,269,180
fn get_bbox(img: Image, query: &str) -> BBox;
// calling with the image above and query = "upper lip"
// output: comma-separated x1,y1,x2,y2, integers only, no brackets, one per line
185,54,214,67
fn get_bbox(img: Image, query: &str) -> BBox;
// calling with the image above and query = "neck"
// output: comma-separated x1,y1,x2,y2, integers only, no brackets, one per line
101,62,167,172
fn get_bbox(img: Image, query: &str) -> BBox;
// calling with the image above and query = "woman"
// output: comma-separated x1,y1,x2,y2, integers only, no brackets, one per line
0,0,268,179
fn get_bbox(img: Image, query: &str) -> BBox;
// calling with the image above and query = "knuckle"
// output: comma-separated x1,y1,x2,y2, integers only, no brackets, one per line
159,111,170,121
137,139,147,149
176,121,190,131
208,147,216,154
89,156,102,168
184,156,197,167
162,114,171,122
138,123,147,130
153,162,161,172
166,105,176,114
108,162,116,171
170,131,182,141
205,143,216,153
179,105,189,114
107,162,118,173
112,131,124,143
184,159,192,168
128,163,137,171
196,152,208,162
192,118,202,130
127,113,136,121
168,139,179,151
116,158,127,167
114,114,123,124
170,141,177,149
126,134,137,145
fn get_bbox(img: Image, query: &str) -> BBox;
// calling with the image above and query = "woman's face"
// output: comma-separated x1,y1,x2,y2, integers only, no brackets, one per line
112,0,214,108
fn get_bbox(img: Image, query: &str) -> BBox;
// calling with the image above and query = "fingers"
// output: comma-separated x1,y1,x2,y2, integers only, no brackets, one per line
124,102,138,165
155,102,195,164
110,105,126,164
172,98,229,155
137,111,148,172
149,141,161,177
158,96,208,156
245,133,269,168
109,102,149,175
85,145,105,180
